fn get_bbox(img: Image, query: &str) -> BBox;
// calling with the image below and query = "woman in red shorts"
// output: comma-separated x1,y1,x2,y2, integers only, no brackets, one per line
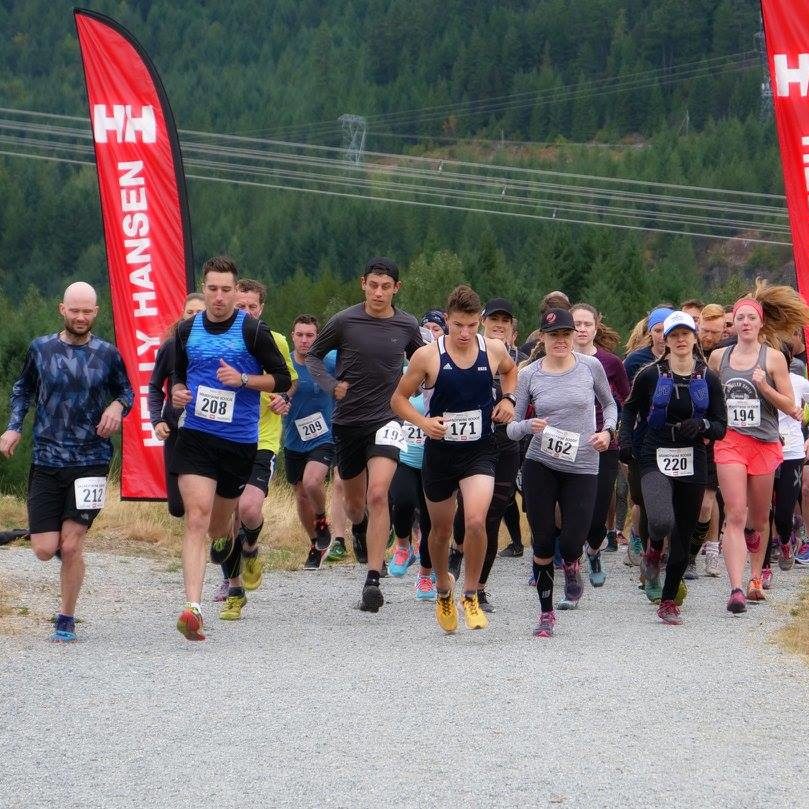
708,281,809,613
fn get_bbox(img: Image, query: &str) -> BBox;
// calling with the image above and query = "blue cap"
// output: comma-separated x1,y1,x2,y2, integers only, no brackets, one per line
421,309,447,333
648,307,674,330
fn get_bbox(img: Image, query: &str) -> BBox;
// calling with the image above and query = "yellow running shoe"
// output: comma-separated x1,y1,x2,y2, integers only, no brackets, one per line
219,593,247,621
674,579,688,606
461,593,489,630
242,555,263,591
435,575,458,633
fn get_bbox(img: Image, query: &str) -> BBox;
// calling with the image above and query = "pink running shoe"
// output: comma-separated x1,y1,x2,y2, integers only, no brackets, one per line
761,567,773,590
533,610,556,638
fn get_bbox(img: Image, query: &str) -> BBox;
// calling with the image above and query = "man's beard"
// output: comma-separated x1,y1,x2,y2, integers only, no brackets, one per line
64,319,92,337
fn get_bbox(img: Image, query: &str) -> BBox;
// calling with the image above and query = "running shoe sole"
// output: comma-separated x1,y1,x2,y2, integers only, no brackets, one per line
359,584,384,613
176,609,206,640
50,629,77,642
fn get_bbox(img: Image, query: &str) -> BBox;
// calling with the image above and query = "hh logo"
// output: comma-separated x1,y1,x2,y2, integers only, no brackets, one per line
774,53,809,97
93,104,156,144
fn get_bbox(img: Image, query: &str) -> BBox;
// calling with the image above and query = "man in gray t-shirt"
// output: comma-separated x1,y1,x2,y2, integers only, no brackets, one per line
306,257,424,613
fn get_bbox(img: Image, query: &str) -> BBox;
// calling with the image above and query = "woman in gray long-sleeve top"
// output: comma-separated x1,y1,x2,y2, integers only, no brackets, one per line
506,308,617,638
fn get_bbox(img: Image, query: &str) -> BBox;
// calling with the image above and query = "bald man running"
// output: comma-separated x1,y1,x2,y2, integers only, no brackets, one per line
0,282,133,642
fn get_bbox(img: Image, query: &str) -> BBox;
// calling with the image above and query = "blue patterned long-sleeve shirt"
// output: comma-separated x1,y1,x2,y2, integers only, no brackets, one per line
6,333,134,467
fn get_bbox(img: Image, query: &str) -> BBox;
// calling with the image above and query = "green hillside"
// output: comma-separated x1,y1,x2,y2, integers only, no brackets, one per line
0,0,791,337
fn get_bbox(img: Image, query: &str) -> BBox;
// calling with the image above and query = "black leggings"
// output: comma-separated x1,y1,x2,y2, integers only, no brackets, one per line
388,462,432,569
640,469,704,602
626,459,649,543
163,430,184,518
453,445,520,585
773,459,803,544
522,458,598,562
586,449,619,550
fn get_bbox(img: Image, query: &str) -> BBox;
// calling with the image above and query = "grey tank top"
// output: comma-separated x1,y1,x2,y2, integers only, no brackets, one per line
718,343,779,442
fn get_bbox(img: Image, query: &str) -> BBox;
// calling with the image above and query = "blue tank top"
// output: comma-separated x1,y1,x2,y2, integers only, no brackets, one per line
283,351,336,453
428,334,494,441
182,310,262,443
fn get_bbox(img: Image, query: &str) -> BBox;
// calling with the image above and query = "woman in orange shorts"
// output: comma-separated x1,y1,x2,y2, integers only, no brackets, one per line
709,281,809,613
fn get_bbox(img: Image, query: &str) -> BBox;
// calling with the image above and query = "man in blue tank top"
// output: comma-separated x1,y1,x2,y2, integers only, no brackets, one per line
1,282,133,642
170,257,292,641
282,314,340,568
392,285,517,633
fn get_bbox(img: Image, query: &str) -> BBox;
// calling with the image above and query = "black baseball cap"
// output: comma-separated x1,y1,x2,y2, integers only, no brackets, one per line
421,309,447,332
363,256,399,281
482,297,514,318
540,307,575,332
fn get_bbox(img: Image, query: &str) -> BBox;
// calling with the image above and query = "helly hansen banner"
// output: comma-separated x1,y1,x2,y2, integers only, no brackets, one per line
762,1,809,302
75,9,194,500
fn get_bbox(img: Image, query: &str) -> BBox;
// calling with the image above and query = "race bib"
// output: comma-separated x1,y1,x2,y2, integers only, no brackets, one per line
295,411,328,442
375,420,406,450
443,409,483,442
194,385,235,423
727,398,760,429
74,476,107,510
403,421,425,446
540,426,580,462
656,446,694,478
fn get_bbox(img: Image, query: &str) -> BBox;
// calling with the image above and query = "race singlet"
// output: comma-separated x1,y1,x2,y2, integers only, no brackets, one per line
443,409,483,442
540,426,580,462
375,420,406,450
74,476,107,510
727,398,761,429
656,447,694,478
403,421,425,446
295,411,328,442
194,385,235,423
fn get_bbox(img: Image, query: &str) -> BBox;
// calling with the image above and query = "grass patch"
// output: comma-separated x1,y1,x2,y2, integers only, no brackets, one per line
777,578,809,662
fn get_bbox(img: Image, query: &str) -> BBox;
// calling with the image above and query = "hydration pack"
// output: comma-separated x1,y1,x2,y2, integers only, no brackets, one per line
647,358,709,430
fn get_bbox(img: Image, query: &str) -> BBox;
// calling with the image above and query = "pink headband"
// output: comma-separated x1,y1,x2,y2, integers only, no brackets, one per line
732,298,764,320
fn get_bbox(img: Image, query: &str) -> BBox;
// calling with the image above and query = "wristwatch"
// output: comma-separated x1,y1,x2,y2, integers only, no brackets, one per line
278,392,291,404
240,373,249,388
605,427,616,441
501,393,517,406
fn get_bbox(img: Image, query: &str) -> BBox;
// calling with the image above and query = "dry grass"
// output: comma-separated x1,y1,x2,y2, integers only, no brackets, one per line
0,481,331,570
777,577,809,661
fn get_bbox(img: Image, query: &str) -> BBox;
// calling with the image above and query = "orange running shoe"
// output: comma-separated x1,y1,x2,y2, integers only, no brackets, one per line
746,577,766,603
176,603,206,640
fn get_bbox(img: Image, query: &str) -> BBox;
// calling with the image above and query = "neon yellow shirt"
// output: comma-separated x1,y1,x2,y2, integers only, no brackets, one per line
258,331,297,453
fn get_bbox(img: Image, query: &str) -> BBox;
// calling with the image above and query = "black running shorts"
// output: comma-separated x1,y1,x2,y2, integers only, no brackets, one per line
27,463,110,534
246,449,276,496
170,427,256,499
421,434,498,502
284,444,335,486
332,421,400,480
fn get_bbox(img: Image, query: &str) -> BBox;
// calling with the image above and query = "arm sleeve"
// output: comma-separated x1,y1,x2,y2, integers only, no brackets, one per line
506,366,534,441
6,345,38,432
108,349,134,417
244,318,292,393
618,365,653,449
591,361,617,431
173,318,192,386
704,370,727,441
148,341,172,426
305,313,341,395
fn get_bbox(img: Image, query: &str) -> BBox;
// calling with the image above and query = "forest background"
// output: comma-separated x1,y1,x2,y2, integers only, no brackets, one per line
0,0,796,489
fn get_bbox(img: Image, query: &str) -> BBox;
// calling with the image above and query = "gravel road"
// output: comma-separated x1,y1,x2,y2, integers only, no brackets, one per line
1,544,808,809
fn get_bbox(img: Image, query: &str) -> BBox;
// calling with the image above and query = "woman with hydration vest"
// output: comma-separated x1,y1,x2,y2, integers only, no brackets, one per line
619,311,727,624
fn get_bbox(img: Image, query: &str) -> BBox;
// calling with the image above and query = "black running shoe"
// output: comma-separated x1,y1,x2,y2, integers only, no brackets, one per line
448,547,463,580
380,561,388,578
360,582,384,612
477,589,494,613
314,518,332,554
498,543,524,558
605,530,618,552
303,545,322,570
352,529,368,564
